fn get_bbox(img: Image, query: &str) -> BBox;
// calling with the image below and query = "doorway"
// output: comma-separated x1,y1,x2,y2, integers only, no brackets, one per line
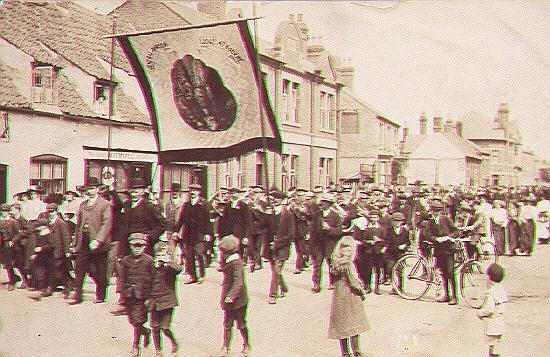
0,164,7,204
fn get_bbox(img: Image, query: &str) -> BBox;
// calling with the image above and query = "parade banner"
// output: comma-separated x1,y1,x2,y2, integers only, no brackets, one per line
116,20,282,163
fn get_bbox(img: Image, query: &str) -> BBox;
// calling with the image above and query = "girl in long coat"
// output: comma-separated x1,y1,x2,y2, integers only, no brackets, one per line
328,236,370,357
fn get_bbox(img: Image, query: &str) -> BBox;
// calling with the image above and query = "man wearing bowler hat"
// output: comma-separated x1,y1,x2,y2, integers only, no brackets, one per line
69,177,113,305
175,183,212,284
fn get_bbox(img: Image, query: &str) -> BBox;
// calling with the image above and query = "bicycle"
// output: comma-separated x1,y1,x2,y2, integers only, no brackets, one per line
391,234,494,308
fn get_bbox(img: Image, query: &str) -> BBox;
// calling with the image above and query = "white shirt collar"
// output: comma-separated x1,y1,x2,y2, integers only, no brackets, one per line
225,253,240,263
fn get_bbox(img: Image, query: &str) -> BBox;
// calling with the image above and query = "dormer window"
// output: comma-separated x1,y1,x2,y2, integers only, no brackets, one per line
32,63,57,105
94,81,112,117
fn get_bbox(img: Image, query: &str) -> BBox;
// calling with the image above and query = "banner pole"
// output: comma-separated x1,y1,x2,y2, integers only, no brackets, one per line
253,3,271,197
106,14,117,188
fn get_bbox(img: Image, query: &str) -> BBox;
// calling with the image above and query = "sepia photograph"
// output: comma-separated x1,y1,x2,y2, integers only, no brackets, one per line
0,1,549,356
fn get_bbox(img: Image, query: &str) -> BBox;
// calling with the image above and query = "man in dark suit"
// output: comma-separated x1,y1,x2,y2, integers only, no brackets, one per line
119,178,167,258
69,177,113,304
423,200,459,305
175,183,212,284
310,192,342,293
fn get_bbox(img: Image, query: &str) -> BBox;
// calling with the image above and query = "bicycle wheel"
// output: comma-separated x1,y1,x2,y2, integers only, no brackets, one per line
480,241,498,263
391,254,432,300
460,260,487,308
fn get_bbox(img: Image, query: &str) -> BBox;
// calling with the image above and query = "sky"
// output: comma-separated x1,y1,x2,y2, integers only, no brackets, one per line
79,0,550,160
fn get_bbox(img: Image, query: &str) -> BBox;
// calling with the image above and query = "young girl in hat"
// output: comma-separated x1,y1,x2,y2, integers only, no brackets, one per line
328,236,370,357
478,263,508,357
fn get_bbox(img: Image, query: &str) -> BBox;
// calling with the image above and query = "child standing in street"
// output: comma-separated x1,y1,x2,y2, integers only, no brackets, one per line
119,233,154,357
147,241,181,356
211,235,251,357
328,235,369,357
478,263,508,357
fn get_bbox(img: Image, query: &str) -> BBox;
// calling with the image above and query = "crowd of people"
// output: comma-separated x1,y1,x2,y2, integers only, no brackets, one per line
1,178,549,356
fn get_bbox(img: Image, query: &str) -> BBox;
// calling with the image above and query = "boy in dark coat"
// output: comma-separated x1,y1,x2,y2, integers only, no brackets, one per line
45,203,72,297
147,241,181,356
211,235,251,357
119,233,154,357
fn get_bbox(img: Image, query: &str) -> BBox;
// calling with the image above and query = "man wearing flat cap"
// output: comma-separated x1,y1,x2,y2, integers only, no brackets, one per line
383,212,410,293
69,177,113,305
310,192,342,293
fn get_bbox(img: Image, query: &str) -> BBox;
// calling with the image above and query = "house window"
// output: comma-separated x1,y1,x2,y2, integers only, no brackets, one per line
161,163,194,195
87,160,152,192
281,154,289,192
378,123,383,147
236,155,246,188
326,158,334,187
320,91,326,129
291,82,300,122
32,64,56,105
30,154,67,194
256,151,265,186
341,112,358,134
282,79,290,122
223,160,232,188
290,155,298,188
318,157,333,187
318,157,325,186
327,94,335,130
94,82,111,117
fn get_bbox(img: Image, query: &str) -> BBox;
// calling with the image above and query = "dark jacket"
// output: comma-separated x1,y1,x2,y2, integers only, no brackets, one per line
119,198,167,255
175,199,212,244
423,215,458,256
119,253,155,300
356,225,385,255
272,206,295,261
149,261,182,311
384,225,410,257
74,196,113,253
48,217,71,259
220,256,248,310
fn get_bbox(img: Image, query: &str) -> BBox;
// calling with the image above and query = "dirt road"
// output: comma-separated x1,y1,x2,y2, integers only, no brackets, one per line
1,244,549,357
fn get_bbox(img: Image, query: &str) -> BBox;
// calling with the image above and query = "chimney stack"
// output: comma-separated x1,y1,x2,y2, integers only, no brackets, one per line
455,121,463,138
336,57,355,90
402,127,409,142
433,113,443,133
419,112,427,135
444,118,454,133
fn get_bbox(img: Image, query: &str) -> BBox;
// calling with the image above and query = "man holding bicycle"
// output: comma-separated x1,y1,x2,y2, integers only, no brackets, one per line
423,200,459,305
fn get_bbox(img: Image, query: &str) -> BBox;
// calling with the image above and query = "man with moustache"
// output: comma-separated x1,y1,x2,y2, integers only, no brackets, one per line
69,177,113,305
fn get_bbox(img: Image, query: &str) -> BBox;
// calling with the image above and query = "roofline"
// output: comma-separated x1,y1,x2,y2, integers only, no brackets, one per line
0,105,151,129
342,89,400,127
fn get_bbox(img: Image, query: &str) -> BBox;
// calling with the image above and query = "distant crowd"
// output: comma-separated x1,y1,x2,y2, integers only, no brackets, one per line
1,179,548,356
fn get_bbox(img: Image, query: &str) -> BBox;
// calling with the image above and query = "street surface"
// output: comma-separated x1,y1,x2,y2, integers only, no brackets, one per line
1,244,549,357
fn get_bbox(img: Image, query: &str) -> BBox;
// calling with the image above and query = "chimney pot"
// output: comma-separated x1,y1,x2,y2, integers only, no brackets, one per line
419,112,427,135
433,115,443,133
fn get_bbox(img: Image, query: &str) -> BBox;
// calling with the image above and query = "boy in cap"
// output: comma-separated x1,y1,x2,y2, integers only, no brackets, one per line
147,241,181,356
211,235,251,357
478,263,507,357
119,233,154,356
383,212,410,294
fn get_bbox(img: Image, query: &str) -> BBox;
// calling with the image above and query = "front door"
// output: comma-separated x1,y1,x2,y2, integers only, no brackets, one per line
0,164,7,204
